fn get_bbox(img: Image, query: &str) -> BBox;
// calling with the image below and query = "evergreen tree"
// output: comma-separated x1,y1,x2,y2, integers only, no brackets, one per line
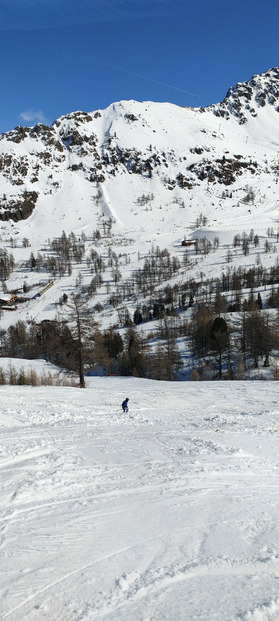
210,316,230,378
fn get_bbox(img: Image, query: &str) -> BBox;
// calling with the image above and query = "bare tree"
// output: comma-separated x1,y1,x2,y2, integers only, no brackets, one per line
241,310,274,369
63,295,96,387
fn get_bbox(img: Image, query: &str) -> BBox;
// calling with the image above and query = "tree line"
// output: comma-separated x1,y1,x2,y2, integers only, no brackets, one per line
2,228,279,382
1,290,278,384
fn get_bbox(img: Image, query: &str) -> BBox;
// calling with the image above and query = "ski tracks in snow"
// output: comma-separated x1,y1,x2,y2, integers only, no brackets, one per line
2,381,279,620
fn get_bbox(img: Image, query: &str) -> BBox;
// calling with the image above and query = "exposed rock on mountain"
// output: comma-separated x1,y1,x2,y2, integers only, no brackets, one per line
211,67,279,123
0,190,38,221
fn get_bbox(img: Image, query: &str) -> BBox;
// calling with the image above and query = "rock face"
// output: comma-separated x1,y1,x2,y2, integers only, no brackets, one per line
211,67,279,124
0,191,38,222
0,68,278,223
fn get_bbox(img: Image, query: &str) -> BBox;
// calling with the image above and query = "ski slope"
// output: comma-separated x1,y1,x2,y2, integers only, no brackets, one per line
1,372,279,620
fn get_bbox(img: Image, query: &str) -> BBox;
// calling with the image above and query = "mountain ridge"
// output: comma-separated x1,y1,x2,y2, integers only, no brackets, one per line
0,67,279,233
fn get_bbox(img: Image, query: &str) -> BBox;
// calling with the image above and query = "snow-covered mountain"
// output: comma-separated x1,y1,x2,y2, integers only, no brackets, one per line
1,67,279,235
0,67,279,333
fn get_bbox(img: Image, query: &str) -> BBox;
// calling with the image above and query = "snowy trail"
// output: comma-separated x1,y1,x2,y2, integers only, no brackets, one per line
1,378,279,620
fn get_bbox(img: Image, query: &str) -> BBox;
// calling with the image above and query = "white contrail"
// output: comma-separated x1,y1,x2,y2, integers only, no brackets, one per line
94,59,200,98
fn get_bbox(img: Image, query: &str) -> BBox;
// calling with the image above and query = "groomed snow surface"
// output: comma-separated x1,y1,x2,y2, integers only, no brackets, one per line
2,374,279,621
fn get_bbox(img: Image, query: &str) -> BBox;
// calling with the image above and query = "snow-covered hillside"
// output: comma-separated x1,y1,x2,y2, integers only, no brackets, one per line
1,376,279,620
0,68,279,371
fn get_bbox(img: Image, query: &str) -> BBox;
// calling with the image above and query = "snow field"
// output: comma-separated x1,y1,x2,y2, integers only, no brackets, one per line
1,377,279,620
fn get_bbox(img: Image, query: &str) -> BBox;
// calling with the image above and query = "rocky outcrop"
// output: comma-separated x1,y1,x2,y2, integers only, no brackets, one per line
0,191,38,221
211,67,279,124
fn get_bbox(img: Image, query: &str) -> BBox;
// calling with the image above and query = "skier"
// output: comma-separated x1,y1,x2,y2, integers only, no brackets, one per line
122,398,129,413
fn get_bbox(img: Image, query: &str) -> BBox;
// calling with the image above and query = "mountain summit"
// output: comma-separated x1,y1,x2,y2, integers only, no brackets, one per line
211,67,279,124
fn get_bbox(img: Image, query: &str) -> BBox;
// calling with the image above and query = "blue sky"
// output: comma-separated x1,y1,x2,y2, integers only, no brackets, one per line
0,0,278,133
